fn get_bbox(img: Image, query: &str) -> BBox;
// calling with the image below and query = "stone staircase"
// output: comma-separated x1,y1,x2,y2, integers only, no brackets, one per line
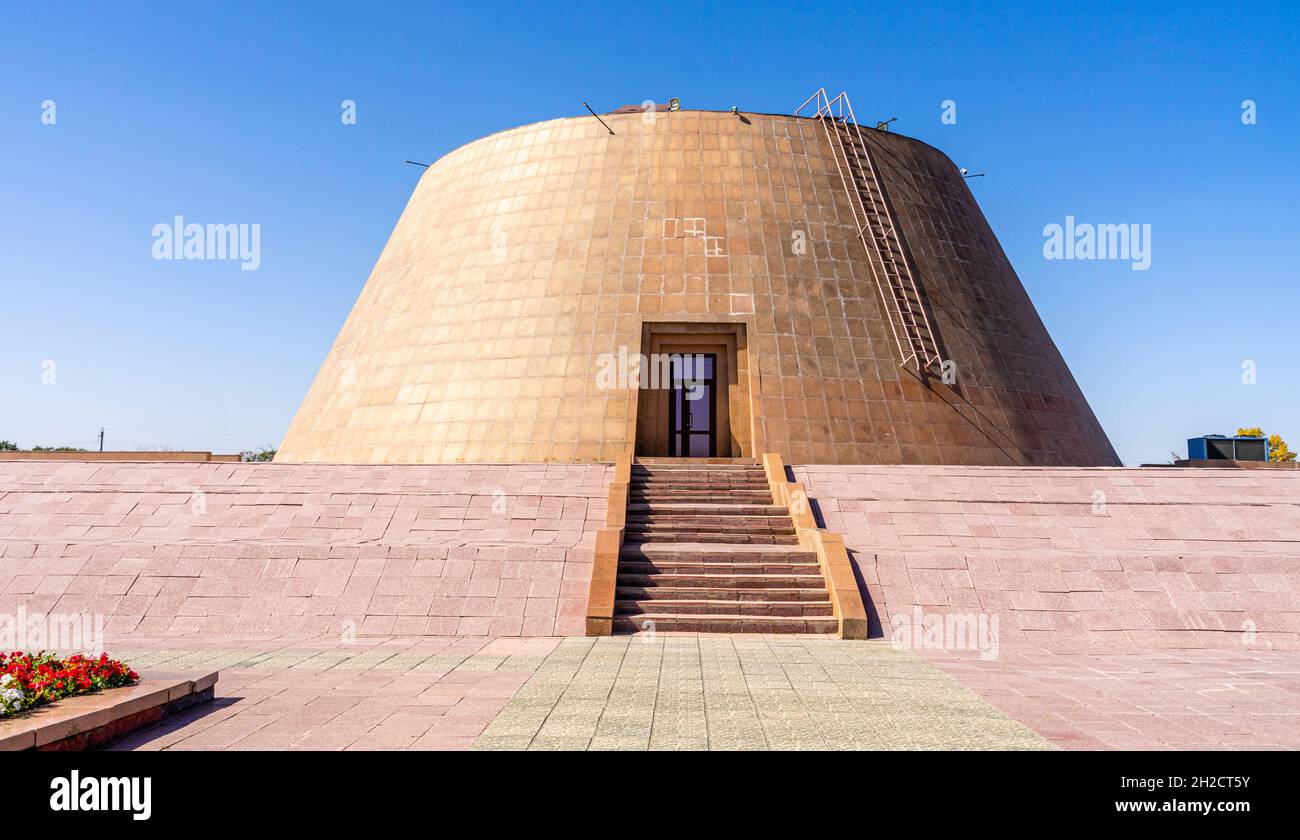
613,458,837,634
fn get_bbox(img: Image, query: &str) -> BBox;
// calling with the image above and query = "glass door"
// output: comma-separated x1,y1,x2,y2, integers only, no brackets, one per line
668,354,716,457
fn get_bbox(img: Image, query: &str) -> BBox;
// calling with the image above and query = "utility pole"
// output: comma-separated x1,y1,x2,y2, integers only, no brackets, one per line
98,427,104,452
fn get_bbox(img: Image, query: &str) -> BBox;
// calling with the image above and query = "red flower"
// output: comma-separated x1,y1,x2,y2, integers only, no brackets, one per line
0,651,138,717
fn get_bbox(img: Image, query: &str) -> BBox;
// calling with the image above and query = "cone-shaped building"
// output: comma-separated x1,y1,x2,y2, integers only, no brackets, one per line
278,105,1118,466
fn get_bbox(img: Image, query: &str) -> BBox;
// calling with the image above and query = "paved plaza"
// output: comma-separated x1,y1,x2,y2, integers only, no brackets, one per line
100,634,1299,751
5,461,1295,751
470,636,1048,750
924,646,1300,750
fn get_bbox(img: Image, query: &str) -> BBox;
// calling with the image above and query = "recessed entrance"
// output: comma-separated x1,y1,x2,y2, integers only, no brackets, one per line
668,354,716,457
634,322,757,458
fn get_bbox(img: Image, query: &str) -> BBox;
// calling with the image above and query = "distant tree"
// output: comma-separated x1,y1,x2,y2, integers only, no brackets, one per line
0,440,17,451
1236,427,1297,462
30,445,87,452
240,447,277,462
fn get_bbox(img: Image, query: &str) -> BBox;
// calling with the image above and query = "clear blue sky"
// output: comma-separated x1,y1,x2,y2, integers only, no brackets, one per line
2,1,1296,464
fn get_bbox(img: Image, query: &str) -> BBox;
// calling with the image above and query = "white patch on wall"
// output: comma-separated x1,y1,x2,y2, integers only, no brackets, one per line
728,294,755,315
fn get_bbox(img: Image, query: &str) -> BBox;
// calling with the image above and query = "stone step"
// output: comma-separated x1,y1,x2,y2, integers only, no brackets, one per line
631,481,768,489
622,530,801,545
634,459,759,468
634,461,764,467
632,484,771,492
631,489,771,495
630,496,775,507
629,468,761,473
626,519,795,532
632,475,766,482
629,481,769,486
613,614,838,634
626,519,794,532
630,489,775,501
615,585,832,603
632,474,767,480
619,559,820,575
618,556,815,573
620,542,816,563
616,572,827,589
632,466,765,473
624,522,795,535
626,512,793,523
615,599,834,617
630,475,769,481
631,481,769,490
627,503,787,515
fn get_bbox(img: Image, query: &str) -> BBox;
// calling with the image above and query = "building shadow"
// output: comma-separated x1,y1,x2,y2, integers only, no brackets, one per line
846,548,886,639
99,695,238,751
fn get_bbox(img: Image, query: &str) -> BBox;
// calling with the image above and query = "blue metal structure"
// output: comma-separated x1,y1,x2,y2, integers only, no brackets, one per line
1187,435,1269,461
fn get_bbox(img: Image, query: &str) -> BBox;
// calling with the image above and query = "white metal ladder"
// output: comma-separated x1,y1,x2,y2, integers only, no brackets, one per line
796,88,942,373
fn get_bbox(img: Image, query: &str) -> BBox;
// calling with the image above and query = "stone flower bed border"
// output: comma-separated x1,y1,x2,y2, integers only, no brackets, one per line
2,652,140,717
1,652,218,751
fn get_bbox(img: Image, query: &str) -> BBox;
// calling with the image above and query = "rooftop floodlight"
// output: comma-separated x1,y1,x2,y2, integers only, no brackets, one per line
668,97,681,111
875,117,897,130
730,105,738,114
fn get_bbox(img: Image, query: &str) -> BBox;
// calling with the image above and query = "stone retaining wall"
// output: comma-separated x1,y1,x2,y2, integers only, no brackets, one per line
0,461,610,639
795,465,1300,649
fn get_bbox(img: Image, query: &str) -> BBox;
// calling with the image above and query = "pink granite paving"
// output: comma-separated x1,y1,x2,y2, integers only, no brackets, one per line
921,647,1300,750
795,465,1300,650
100,634,1300,752
105,636,560,751
0,461,609,637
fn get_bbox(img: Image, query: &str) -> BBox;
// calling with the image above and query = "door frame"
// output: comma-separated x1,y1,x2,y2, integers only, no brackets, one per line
634,321,758,458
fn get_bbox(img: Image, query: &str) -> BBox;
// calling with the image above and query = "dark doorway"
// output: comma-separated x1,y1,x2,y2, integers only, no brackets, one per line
668,353,716,457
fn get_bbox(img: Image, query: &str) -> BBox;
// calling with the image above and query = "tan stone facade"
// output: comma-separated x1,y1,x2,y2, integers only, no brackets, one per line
278,109,1117,466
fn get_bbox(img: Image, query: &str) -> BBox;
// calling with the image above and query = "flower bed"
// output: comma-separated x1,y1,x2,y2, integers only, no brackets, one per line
0,652,139,718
